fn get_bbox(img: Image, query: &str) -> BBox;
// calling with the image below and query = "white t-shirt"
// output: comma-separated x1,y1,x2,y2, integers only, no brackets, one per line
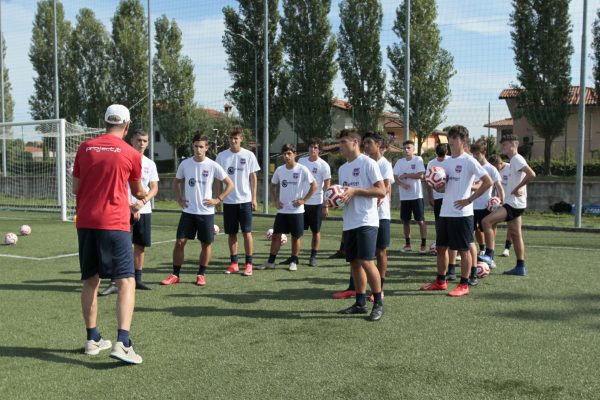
498,163,510,189
298,156,331,205
393,156,425,200
216,148,260,204
505,154,528,209
271,163,315,214
176,157,228,215
473,162,501,210
440,153,488,218
426,156,448,201
339,154,383,231
128,155,159,214
376,157,394,220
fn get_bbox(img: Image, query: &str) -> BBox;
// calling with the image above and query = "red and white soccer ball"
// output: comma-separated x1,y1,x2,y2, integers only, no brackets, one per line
324,184,346,209
426,166,446,187
20,225,32,236
476,261,490,278
266,228,274,240
280,233,288,244
487,196,502,212
213,224,220,235
4,232,18,245
429,241,437,255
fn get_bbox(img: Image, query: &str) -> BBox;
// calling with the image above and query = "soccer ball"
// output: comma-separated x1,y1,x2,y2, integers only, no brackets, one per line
280,233,288,244
487,196,502,212
20,225,32,236
324,184,346,208
429,241,437,255
213,224,220,235
476,261,490,278
266,228,274,240
4,232,18,245
426,166,446,187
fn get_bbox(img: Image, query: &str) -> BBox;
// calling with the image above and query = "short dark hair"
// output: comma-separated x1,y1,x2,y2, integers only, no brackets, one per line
228,126,243,137
402,140,414,147
281,143,296,153
337,128,361,141
500,134,519,143
307,137,323,149
470,141,486,154
363,131,383,144
447,125,469,141
488,154,499,165
134,129,148,137
192,131,208,144
435,143,448,157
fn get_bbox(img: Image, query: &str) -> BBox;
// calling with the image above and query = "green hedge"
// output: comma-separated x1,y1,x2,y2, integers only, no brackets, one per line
528,159,600,176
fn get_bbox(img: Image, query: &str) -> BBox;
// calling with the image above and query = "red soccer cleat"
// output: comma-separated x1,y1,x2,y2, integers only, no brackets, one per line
368,291,385,302
243,263,253,276
161,274,180,285
196,275,206,286
420,280,448,291
332,289,356,299
224,263,239,274
448,283,470,297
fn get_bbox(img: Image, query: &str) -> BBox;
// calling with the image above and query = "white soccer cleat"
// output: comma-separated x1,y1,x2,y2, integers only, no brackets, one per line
84,338,112,355
110,341,143,364
288,262,297,271
501,249,510,257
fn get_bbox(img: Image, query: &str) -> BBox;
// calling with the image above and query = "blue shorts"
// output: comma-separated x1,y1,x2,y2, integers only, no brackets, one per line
273,213,304,238
131,213,152,247
376,219,391,249
473,209,490,231
401,198,425,222
343,226,378,262
176,212,215,244
436,216,474,251
78,229,134,280
303,204,323,233
223,202,253,234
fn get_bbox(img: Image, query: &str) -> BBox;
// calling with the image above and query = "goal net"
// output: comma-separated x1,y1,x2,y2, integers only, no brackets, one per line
0,119,103,221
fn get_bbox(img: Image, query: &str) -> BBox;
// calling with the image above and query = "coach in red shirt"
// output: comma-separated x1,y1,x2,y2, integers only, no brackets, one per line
72,104,146,364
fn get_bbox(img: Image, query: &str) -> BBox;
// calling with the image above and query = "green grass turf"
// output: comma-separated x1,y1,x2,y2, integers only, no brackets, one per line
0,210,599,399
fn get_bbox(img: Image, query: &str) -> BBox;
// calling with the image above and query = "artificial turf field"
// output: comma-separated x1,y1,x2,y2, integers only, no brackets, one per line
0,210,599,400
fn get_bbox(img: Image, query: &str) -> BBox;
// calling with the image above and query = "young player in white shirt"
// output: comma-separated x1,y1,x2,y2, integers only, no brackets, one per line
489,154,513,257
216,127,261,277
161,133,234,286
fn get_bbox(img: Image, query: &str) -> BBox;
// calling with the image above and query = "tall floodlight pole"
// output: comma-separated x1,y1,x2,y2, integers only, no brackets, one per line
575,0,588,228
53,0,59,119
148,0,154,161
403,0,410,141
1,2,6,178
262,0,269,214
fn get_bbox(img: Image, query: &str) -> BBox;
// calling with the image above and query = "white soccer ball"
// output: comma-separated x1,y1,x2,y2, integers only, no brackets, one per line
487,196,502,212
280,233,288,244
4,232,18,245
476,261,490,278
213,224,220,235
429,241,437,255
324,184,346,208
266,228,274,240
426,166,446,187
20,225,32,236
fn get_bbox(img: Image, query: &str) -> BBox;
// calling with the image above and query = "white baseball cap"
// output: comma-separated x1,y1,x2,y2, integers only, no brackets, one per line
104,104,131,124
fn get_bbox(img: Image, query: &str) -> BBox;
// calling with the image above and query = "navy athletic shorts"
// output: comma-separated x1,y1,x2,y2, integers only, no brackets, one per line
176,212,215,244
131,213,152,247
273,213,304,238
436,216,474,251
303,204,323,233
401,198,425,222
223,202,253,234
78,229,134,280
343,226,378,262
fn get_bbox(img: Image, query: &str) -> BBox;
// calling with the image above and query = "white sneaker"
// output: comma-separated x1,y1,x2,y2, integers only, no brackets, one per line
455,254,461,261
255,262,275,270
288,262,297,271
479,250,485,256
501,249,510,257
110,341,143,364
84,338,112,355
489,260,497,269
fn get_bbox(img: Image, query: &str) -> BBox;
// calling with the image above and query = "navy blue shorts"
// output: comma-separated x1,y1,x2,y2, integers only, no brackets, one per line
436,216,474,251
223,202,253,234
433,198,443,221
78,229,134,280
176,212,215,244
473,209,490,231
343,226,378,261
303,204,323,233
376,219,391,249
504,204,525,222
273,213,304,238
401,198,425,222
131,213,152,247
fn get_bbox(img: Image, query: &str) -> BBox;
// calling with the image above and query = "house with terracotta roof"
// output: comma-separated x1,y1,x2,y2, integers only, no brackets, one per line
494,86,600,160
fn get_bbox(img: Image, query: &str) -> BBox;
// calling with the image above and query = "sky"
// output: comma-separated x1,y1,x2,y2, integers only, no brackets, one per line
1,0,599,139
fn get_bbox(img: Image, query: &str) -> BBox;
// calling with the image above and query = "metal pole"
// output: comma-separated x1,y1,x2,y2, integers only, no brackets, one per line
254,50,259,161
574,0,588,228
53,0,59,119
403,0,410,141
1,3,6,178
262,0,269,214
148,0,154,162
487,102,491,141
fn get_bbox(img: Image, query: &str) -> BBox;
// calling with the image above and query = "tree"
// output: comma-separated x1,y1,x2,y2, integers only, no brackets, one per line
591,8,600,113
1,35,14,122
280,0,337,143
510,0,573,175
387,0,454,153
153,15,197,170
111,0,148,130
65,8,111,127
338,0,386,134
223,0,286,149
28,0,72,121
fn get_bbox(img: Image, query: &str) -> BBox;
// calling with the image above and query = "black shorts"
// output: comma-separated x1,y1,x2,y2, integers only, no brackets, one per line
504,204,525,222
343,226,378,262
401,198,425,222
223,202,253,234
176,212,215,244
376,219,391,249
436,216,474,251
473,209,490,231
433,198,443,221
304,204,323,233
131,213,152,247
78,229,134,280
273,213,304,238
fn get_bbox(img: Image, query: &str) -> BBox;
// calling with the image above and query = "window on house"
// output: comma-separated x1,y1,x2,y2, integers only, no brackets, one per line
154,131,161,143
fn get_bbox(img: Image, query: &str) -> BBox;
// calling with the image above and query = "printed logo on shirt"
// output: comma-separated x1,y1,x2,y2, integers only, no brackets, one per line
227,166,235,175
202,170,209,177
312,167,318,174
188,178,196,187
411,164,416,170
143,167,150,174
342,180,359,188
282,179,288,188
455,165,462,173
353,168,360,177
240,158,246,165
293,173,299,179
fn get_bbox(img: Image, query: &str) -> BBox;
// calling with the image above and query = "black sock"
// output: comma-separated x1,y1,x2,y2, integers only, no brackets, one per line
86,327,101,341
516,259,525,269
230,254,238,264
338,241,344,251
117,329,130,347
437,274,446,282
373,292,383,306
268,254,277,264
245,255,253,265
173,265,181,277
356,293,367,306
348,276,355,291
197,265,207,276
310,249,317,258
421,238,426,246
460,277,469,285
479,243,485,252
405,237,411,245
134,269,142,282
291,255,299,264
505,240,512,250
485,248,495,259
447,264,456,274
470,266,477,279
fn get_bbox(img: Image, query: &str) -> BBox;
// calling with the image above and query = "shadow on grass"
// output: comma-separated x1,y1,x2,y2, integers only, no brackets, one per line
136,305,342,320
0,283,79,292
479,378,566,399
0,346,125,369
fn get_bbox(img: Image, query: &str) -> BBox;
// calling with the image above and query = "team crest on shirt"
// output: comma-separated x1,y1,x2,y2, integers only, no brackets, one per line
202,170,209,177
188,178,196,187
353,168,360,176
312,167,318,174
455,165,462,173
282,180,288,188
240,158,246,165
411,164,416,170
293,173,299,179
227,166,235,175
